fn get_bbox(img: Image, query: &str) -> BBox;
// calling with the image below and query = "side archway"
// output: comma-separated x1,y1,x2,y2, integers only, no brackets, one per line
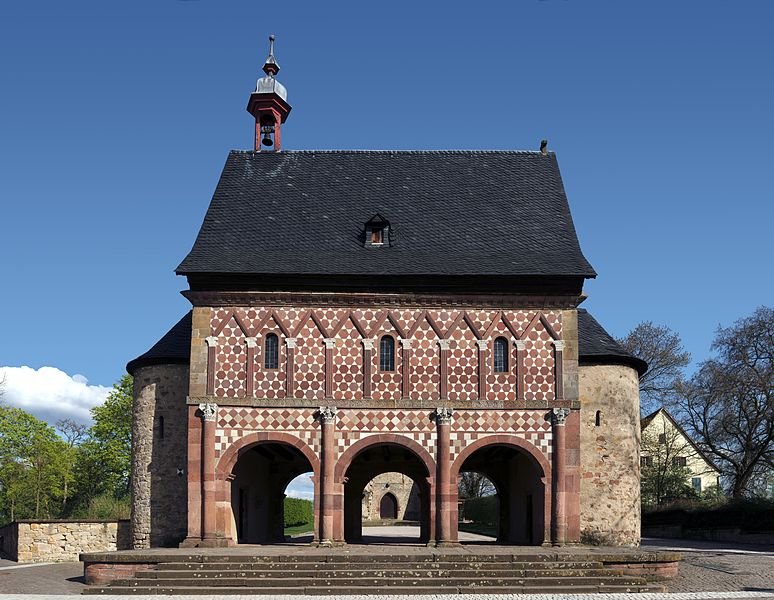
451,434,551,545
215,432,320,544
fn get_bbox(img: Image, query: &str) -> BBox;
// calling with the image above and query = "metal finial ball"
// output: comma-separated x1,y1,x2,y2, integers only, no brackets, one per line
269,34,275,42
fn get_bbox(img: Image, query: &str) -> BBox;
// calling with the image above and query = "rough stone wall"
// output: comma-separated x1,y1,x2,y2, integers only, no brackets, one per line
579,364,641,546
4,521,129,563
362,472,420,521
131,364,189,549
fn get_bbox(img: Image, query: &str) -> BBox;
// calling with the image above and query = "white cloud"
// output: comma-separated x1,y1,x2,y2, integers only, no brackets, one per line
0,366,111,425
286,473,314,501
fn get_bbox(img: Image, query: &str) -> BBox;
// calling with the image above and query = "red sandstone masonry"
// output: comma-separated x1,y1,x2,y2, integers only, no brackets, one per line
84,562,155,585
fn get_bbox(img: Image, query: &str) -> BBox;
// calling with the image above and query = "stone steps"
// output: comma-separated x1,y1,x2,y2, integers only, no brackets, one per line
83,554,668,595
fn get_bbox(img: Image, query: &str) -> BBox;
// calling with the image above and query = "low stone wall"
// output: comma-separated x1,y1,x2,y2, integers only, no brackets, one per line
643,524,774,545
0,520,130,563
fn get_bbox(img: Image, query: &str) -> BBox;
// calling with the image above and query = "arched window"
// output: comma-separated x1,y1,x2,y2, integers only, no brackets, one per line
379,335,395,372
264,333,279,369
595,410,602,426
493,337,509,373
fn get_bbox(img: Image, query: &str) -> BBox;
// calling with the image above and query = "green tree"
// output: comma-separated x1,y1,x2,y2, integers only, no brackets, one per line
0,406,69,521
71,375,133,507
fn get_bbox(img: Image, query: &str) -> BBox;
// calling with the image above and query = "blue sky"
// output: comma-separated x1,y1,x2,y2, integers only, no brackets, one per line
1,0,772,426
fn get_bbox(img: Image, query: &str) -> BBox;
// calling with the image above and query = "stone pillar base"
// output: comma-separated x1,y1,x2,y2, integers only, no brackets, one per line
434,541,461,548
179,537,233,548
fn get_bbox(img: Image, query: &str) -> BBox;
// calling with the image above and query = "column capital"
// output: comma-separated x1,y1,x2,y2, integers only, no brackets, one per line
435,407,454,425
476,339,488,351
285,337,297,348
362,339,375,351
323,338,336,349
552,339,566,352
318,406,337,424
399,338,412,349
245,337,257,348
552,407,571,426
198,402,218,422
205,336,218,347
514,339,527,351
437,339,450,351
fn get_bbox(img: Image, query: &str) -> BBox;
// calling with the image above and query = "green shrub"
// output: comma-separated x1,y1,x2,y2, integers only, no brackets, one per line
284,497,313,527
72,493,130,520
642,498,774,532
461,496,499,525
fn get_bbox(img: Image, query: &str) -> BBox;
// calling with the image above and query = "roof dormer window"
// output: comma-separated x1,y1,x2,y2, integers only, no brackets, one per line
364,214,390,248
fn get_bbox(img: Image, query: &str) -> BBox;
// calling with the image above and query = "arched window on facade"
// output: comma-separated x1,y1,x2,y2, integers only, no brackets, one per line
380,335,395,372
493,336,509,373
264,333,279,369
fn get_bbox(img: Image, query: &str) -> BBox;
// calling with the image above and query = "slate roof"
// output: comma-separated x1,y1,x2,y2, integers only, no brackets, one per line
127,309,645,376
176,150,596,278
126,312,192,375
577,308,648,376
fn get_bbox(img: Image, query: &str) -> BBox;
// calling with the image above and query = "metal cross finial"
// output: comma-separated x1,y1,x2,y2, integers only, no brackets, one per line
268,34,275,56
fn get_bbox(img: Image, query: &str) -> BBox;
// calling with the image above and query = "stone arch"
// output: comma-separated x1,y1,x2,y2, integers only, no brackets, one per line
335,434,436,481
216,431,320,478
450,434,550,480
334,433,436,543
451,434,551,545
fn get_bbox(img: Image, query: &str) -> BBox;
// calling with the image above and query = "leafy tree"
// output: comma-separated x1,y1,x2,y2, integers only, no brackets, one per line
55,419,88,509
617,322,691,415
676,307,773,498
0,406,69,521
72,375,133,506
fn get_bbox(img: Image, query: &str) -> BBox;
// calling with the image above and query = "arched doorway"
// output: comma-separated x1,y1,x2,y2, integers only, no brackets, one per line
452,439,549,545
379,493,398,519
341,441,434,544
227,441,314,544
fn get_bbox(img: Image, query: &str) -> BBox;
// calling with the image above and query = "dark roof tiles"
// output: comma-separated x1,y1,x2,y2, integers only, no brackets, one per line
177,150,596,278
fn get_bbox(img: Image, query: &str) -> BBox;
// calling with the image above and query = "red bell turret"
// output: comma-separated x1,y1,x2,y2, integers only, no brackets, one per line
247,35,292,151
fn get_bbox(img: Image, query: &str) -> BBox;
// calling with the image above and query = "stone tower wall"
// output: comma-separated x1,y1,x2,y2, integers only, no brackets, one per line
130,364,189,548
578,364,641,546
362,472,420,521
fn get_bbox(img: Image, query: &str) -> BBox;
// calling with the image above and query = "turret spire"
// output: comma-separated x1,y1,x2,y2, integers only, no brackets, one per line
247,34,292,151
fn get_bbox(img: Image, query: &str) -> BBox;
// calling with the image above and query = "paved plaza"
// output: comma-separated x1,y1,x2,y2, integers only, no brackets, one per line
0,531,771,598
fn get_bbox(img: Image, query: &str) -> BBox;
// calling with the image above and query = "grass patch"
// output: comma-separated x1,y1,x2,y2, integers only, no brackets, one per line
284,523,314,536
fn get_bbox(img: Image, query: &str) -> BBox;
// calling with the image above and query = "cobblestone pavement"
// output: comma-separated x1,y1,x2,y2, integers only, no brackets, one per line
641,538,774,595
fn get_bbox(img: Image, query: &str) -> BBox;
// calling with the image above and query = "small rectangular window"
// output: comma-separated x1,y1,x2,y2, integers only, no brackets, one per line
672,456,687,468
641,456,653,468
371,228,383,244
658,433,666,444
692,477,702,492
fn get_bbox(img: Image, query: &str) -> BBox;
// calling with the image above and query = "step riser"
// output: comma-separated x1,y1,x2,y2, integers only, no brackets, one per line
156,561,605,571
138,570,619,580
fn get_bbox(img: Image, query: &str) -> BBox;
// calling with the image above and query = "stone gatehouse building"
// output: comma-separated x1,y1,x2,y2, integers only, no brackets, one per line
126,41,646,549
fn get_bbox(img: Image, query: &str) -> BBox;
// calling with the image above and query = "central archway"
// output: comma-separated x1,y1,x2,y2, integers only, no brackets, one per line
336,436,436,544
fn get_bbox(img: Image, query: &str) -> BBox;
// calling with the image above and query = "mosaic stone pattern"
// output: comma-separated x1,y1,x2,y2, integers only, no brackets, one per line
208,308,562,404
214,407,320,458
336,409,437,458
450,409,552,461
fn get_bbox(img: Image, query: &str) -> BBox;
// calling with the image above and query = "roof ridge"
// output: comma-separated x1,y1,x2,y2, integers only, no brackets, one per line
229,149,554,155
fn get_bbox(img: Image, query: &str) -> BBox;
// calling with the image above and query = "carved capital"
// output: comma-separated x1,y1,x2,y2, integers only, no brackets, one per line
323,338,336,349
285,337,297,349
399,338,412,349
552,407,571,426
245,337,257,348
362,339,375,351
318,406,337,424
552,340,566,352
205,336,218,347
198,402,218,422
437,339,450,351
476,339,488,351
514,340,527,351
435,407,454,425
